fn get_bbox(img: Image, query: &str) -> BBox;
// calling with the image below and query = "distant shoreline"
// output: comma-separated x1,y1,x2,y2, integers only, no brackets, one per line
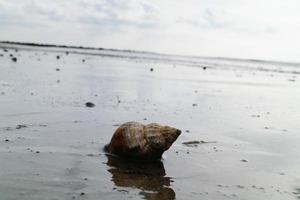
1,40,300,67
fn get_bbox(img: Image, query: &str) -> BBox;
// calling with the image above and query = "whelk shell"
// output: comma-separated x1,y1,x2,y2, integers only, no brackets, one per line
105,122,181,161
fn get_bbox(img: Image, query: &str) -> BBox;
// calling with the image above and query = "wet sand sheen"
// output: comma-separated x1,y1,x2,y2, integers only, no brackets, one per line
0,43,300,200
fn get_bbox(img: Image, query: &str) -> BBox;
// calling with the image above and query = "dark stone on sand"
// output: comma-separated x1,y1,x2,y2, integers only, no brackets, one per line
182,141,201,145
182,140,217,146
85,102,95,107
4,139,9,142
192,103,197,107
203,67,207,70
11,57,17,62
80,192,85,196
240,159,248,162
16,124,27,129
56,68,60,71
82,59,85,63
150,68,154,71
36,151,40,154
56,55,60,59
5,127,13,131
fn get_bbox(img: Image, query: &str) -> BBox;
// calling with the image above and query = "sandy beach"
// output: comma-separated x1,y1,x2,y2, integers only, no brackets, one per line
0,42,300,200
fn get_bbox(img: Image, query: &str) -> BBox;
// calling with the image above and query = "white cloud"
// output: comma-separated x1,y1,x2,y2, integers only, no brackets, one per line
1,0,300,62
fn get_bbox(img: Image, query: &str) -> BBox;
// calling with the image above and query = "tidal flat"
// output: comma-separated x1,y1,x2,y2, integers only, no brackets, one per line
0,42,300,200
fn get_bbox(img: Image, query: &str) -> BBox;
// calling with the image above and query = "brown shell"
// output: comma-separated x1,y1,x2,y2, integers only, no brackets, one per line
105,122,181,161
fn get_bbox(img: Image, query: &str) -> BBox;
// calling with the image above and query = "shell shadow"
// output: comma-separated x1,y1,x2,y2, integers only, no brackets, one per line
106,155,176,200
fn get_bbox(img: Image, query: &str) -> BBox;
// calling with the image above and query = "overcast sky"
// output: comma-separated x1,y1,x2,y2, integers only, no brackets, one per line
1,0,300,62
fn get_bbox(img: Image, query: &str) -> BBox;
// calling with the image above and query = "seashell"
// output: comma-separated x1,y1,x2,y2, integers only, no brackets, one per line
105,122,181,161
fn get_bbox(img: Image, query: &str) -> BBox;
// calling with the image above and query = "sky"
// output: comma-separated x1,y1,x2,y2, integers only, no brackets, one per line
1,0,300,62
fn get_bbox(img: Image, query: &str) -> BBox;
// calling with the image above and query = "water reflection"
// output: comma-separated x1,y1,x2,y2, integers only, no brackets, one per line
106,155,175,200
294,187,300,199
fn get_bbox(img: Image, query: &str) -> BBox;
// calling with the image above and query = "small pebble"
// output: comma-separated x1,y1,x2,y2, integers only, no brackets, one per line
56,55,60,59
150,68,154,72
240,159,248,162
36,151,40,154
80,192,85,196
11,57,17,62
16,124,27,129
85,102,95,107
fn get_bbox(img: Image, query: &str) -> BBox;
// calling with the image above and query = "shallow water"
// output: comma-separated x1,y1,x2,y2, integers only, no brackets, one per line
0,43,300,200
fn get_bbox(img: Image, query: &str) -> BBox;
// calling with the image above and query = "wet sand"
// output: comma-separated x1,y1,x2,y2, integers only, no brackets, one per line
0,42,300,200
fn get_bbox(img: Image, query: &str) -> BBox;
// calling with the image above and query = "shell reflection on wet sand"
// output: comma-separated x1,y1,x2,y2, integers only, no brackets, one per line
106,155,175,200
